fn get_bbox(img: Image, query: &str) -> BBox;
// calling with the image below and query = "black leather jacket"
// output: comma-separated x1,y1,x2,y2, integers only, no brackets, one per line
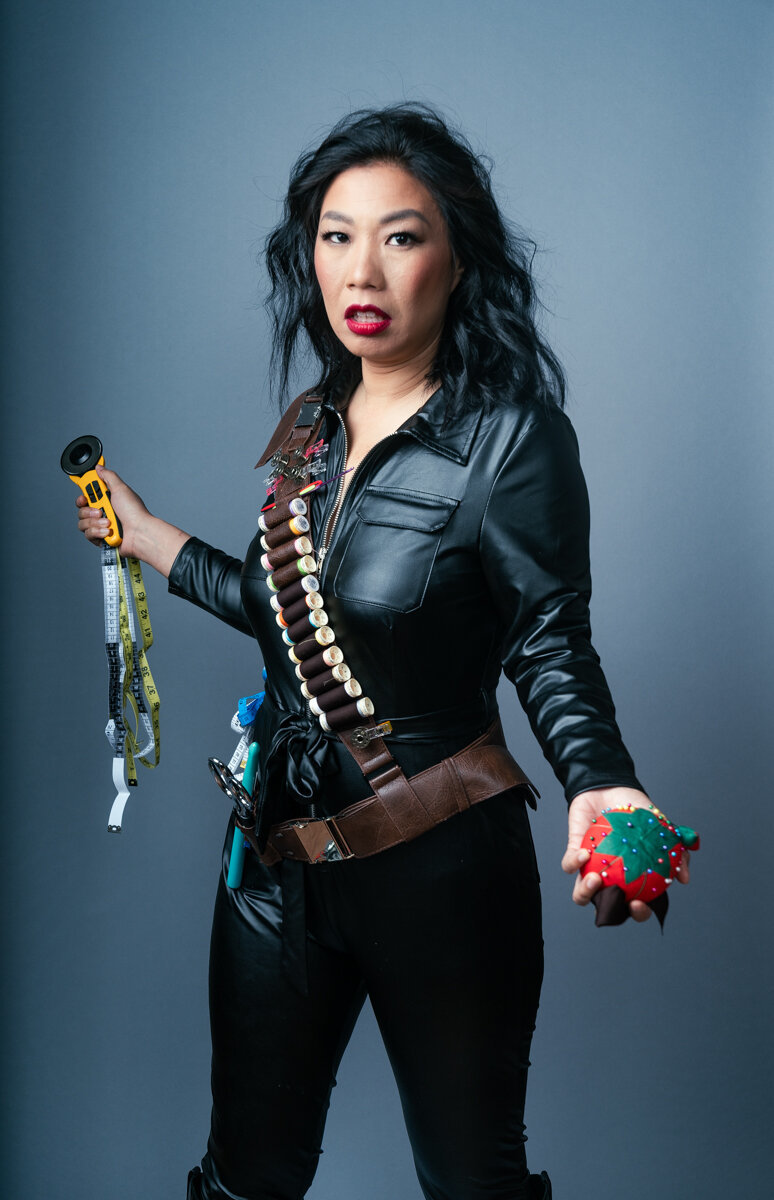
169,387,641,819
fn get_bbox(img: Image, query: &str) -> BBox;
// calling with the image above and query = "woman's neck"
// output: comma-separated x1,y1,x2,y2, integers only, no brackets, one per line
358,352,436,411
342,354,441,464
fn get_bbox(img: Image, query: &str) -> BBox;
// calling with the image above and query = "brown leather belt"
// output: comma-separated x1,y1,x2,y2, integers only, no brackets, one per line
256,718,537,866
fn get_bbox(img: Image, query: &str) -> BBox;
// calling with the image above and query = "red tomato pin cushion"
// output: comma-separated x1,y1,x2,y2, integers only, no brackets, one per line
580,804,699,904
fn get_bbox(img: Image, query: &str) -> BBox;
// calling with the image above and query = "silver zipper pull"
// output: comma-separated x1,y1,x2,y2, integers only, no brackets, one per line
317,546,327,567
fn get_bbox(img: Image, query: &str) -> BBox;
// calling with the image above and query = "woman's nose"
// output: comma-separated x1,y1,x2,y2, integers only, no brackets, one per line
347,239,384,290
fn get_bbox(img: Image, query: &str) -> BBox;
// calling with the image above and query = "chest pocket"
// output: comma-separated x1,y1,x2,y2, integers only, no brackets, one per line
333,487,459,613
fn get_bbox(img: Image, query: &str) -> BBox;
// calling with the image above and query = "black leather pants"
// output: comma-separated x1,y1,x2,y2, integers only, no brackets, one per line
192,790,546,1200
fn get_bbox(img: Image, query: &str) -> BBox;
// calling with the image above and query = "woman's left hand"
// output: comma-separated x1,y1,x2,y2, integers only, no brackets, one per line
561,787,691,922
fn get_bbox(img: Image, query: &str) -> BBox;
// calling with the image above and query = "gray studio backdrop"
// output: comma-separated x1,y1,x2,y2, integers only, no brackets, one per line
3,2,772,1197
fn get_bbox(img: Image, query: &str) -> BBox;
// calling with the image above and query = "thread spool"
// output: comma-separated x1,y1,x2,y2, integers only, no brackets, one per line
278,607,327,634
319,698,374,732
299,664,352,694
260,515,310,549
301,673,338,698
289,632,337,661
288,627,336,656
275,575,320,609
309,680,362,714
280,592,324,626
267,555,317,592
294,646,343,676
260,537,313,572
258,497,307,532
282,610,328,644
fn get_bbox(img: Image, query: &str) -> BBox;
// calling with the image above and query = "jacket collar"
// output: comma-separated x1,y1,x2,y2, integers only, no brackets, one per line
323,384,482,466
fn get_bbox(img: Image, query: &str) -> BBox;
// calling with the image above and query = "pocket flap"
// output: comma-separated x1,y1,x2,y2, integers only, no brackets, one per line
357,487,459,533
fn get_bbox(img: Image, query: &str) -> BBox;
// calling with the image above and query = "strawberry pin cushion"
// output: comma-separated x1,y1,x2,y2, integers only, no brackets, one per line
580,804,699,926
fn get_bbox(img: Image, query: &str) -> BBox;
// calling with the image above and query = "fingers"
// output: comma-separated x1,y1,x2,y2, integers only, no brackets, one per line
561,845,589,875
76,501,111,544
571,870,653,921
95,463,122,490
571,868,600,906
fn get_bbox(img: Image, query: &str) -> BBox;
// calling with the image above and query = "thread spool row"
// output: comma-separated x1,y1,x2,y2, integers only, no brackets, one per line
309,680,362,714
267,554,317,592
300,664,352,696
320,698,374,732
261,488,376,734
261,536,313,572
274,576,319,610
276,600,325,631
258,497,307,533
260,514,310,549
271,586,322,615
279,592,324,625
290,631,335,660
293,645,343,674
282,610,328,644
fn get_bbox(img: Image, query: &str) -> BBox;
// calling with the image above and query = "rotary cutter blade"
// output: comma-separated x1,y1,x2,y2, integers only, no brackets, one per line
61,434,123,547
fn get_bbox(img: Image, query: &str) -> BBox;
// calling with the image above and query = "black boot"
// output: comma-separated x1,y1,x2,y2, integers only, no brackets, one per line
528,1171,552,1198
187,1167,203,1199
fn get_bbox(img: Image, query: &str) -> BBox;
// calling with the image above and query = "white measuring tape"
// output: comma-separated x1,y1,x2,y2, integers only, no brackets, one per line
101,545,160,830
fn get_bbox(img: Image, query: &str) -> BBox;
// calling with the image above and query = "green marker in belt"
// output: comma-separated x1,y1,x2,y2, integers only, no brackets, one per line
227,741,260,889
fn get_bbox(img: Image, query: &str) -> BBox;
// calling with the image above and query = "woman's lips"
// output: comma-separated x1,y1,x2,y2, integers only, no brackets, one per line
344,304,391,336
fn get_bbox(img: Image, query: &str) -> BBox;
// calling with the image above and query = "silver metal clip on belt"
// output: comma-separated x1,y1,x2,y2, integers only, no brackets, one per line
272,816,354,863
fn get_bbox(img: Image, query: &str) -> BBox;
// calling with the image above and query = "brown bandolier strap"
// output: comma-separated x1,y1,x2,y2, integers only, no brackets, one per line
254,394,317,473
253,394,537,866
259,718,534,865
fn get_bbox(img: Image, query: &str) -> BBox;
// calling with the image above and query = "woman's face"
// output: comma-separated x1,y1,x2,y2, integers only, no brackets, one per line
314,162,462,371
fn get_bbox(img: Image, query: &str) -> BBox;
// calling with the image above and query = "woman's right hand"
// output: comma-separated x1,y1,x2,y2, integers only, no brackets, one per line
76,465,150,559
75,465,191,577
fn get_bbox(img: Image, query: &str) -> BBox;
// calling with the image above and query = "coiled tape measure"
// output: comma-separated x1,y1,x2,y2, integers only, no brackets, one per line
61,436,161,830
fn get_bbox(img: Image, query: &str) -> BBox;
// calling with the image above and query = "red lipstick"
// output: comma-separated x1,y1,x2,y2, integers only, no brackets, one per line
345,304,391,336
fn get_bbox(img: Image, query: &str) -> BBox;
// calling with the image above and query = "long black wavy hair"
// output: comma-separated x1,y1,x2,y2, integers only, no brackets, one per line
265,103,565,413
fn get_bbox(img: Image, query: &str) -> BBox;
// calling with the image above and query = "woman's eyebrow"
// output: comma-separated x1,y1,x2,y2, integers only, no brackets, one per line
319,208,430,226
379,208,430,226
320,210,354,224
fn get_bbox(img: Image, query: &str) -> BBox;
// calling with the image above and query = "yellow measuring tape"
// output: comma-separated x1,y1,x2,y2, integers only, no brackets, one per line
115,550,161,783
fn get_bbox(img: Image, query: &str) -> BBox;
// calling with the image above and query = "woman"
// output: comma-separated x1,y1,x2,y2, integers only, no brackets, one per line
77,105,690,1200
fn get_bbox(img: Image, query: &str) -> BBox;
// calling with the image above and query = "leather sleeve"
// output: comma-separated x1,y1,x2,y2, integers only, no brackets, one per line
479,407,644,802
167,536,253,636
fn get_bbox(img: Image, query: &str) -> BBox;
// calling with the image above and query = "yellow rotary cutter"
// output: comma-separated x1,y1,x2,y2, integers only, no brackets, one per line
60,435,123,547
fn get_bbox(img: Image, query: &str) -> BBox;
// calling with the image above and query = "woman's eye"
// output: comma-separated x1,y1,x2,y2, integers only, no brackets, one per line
320,230,349,244
387,231,418,246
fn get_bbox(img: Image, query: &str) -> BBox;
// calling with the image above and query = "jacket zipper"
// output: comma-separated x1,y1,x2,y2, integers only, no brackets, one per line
316,410,399,581
317,411,349,570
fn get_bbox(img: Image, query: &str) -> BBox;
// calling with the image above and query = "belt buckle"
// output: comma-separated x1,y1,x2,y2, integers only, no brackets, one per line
292,817,353,863
322,817,354,862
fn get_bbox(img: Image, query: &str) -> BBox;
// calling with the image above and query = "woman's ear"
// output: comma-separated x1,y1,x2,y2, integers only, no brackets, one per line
450,257,465,293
